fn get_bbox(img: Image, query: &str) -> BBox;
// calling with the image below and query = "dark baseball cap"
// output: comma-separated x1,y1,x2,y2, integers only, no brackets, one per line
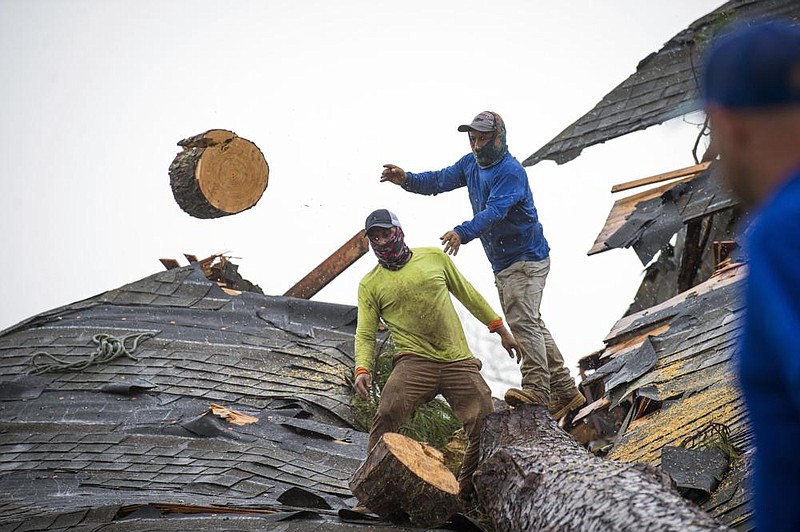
457,111,496,132
702,19,800,109
365,209,401,232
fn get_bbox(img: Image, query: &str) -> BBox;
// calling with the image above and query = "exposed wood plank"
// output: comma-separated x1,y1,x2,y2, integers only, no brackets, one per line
159,258,181,270
601,323,671,360
589,178,693,256
284,230,369,299
573,396,611,423
611,161,711,193
603,263,745,343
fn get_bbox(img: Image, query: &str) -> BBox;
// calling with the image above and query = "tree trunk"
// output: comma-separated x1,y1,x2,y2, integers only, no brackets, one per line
473,405,729,532
349,432,461,528
168,129,269,219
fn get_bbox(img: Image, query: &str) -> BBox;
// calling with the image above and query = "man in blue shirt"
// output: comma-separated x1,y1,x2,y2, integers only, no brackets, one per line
703,19,800,531
380,111,584,419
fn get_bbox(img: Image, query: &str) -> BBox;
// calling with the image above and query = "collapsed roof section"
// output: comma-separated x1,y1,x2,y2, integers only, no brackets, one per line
590,162,738,265
572,263,752,528
0,263,434,531
523,0,800,167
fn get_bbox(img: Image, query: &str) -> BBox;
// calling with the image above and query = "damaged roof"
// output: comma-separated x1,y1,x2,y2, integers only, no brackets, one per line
523,0,800,167
0,265,435,531
590,161,738,264
574,263,753,529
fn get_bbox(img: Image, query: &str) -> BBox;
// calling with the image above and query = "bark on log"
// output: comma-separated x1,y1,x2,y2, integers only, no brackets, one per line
349,432,461,527
473,405,729,532
169,129,268,219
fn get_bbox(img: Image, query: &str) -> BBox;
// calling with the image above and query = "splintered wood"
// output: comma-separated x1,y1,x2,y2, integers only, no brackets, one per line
169,129,269,219
349,432,460,527
209,403,259,426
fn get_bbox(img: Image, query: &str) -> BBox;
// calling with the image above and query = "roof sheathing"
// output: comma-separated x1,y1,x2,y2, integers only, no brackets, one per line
590,163,738,264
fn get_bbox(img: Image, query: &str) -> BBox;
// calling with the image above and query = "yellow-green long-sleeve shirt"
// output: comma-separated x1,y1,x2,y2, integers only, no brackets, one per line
354,247,501,372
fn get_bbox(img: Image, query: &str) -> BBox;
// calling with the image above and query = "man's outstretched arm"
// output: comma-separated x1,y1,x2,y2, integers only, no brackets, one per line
380,158,468,196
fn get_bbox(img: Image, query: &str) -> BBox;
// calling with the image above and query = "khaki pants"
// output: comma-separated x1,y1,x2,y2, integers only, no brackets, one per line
494,257,574,402
368,354,494,490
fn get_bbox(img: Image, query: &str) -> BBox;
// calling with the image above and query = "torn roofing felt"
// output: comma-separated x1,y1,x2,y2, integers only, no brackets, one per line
523,0,800,167
573,263,752,528
591,162,738,265
0,264,445,531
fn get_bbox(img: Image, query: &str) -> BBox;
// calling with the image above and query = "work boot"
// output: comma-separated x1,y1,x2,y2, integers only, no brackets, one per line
549,388,586,420
504,388,546,408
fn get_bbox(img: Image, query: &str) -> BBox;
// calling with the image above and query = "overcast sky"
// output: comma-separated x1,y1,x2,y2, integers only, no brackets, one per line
0,0,723,394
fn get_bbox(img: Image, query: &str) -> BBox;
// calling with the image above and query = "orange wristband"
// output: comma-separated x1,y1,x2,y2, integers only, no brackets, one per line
355,367,370,378
488,318,504,332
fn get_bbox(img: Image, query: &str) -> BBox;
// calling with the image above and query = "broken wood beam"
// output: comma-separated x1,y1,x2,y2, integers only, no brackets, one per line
473,405,729,531
611,161,711,194
349,432,461,527
284,230,369,299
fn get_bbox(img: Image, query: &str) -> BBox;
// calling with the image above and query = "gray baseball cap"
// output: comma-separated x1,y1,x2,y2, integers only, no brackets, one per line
457,111,496,132
365,209,402,232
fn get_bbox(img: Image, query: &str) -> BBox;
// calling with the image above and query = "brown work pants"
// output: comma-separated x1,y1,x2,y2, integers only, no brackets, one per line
368,354,494,491
495,257,575,402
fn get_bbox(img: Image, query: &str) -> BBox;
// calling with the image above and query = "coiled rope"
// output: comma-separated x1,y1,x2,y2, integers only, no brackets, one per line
28,332,157,375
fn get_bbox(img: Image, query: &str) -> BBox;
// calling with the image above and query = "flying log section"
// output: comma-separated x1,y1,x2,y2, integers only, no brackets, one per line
169,129,268,219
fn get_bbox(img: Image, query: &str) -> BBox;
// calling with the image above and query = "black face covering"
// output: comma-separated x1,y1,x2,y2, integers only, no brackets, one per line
472,112,508,168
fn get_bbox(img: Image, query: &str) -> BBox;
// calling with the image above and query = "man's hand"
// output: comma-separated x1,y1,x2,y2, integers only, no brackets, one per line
354,371,373,400
496,325,521,363
381,164,407,186
440,230,462,256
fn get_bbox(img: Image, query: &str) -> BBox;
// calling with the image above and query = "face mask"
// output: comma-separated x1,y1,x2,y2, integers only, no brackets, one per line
370,226,413,270
472,112,508,168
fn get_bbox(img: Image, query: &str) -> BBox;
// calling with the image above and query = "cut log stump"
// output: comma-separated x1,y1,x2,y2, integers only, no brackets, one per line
169,129,268,219
349,432,461,527
473,405,729,532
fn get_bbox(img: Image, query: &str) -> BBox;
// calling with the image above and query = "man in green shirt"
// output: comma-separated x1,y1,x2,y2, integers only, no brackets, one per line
354,209,520,498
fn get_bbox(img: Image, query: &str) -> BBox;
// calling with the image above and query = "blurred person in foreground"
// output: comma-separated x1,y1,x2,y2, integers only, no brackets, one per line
703,19,800,531
380,111,584,418
353,208,519,500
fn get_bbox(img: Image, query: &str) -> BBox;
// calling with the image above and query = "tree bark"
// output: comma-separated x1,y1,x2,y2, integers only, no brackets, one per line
349,432,461,527
169,129,268,219
473,405,729,532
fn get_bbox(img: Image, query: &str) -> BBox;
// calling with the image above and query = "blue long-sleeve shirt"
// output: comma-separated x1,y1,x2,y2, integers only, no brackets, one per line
739,169,800,531
403,152,549,274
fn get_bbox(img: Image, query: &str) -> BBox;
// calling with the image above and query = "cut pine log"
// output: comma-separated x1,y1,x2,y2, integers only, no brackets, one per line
169,129,269,219
473,405,729,532
349,432,461,527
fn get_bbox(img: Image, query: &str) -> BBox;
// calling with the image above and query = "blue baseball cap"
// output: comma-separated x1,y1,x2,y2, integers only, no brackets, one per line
702,19,800,109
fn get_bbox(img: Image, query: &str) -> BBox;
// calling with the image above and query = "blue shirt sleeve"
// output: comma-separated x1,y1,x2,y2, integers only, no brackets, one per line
454,168,526,244
403,158,467,196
